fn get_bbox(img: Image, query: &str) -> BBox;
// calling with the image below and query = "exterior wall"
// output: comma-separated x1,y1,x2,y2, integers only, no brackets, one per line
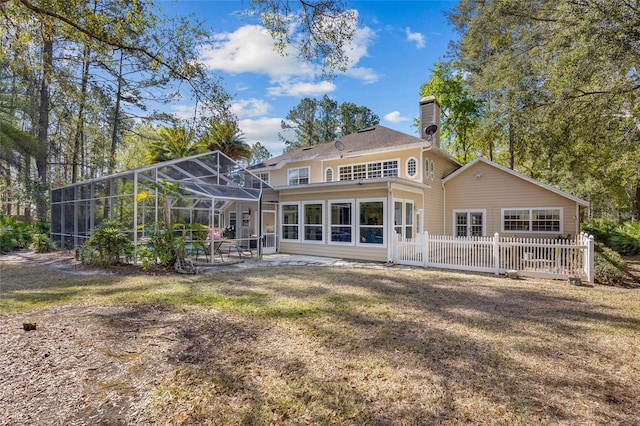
277,184,391,262
422,151,460,234
266,147,425,187
443,161,582,238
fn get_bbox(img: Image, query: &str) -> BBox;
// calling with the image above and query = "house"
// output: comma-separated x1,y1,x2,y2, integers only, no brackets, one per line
51,97,589,267
247,96,589,263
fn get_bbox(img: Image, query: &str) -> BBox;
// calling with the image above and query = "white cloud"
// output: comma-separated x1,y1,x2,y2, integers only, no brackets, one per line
267,80,336,97
384,111,411,123
405,27,426,49
200,19,380,91
170,104,197,120
200,25,313,78
238,117,288,155
230,98,271,118
345,67,380,84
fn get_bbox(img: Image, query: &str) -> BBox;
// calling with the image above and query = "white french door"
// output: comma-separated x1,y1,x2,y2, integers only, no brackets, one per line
454,211,485,237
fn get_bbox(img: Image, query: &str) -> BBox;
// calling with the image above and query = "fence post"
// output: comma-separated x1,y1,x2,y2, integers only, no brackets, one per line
587,234,595,283
493,232,500,275
393,231,398,264
423,231,429,267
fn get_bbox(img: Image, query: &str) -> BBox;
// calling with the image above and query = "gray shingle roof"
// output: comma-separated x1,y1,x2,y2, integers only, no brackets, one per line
251,125,429,169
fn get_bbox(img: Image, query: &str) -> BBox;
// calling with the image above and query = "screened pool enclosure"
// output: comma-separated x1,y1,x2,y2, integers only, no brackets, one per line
50,151,278,262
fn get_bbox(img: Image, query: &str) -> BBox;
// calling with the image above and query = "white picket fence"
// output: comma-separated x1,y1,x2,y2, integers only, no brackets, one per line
393,232,595,282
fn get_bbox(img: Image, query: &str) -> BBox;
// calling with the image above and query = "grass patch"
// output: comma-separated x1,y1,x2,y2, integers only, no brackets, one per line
1,259,639,424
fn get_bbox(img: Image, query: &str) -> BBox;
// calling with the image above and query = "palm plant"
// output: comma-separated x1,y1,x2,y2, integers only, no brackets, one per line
145,125,203,164
200,119,251,161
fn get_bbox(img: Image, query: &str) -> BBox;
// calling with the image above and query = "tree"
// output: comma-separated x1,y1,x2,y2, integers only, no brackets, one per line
248,0,357,78
246,142,272,166
448,0,640,217
338,102,379,135
145,125,201,164
420,61,483,163
200,119,251,161
281,95,379,151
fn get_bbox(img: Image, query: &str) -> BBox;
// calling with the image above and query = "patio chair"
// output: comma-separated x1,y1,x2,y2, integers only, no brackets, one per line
205,240,225,262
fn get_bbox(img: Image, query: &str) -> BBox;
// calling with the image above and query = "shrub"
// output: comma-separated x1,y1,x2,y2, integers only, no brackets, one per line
82,221,133,266
594,243,625,286
31,232,53,253
0,215,34,252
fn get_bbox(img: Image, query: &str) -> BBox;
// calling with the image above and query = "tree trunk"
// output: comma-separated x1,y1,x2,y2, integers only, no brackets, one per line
34,31,53,222
108,51,124,174
72,45,91,183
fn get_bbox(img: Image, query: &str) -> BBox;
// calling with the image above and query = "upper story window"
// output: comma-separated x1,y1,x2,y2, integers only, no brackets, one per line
424,157,435,181
250,172,270,188
325,167,333,182
288,167,310,185
503,208,562,233
406,158,417,178
338,160,399,181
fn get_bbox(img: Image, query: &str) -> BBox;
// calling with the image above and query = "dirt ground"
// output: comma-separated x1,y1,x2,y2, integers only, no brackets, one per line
1,251,638,425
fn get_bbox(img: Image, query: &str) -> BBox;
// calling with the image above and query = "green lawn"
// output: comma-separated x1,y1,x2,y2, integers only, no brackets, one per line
1,259,639,425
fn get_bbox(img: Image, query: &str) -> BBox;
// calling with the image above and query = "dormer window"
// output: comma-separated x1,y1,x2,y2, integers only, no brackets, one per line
288,167,310,185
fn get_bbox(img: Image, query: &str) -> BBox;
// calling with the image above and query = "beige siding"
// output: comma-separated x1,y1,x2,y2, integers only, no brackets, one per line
269,147,426,187
277,183,392,262
423,152,460,234
444,162,581,237
279,242,388,262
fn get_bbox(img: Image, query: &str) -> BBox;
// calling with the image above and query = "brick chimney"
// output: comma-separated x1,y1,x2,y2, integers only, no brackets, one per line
419,96,441,148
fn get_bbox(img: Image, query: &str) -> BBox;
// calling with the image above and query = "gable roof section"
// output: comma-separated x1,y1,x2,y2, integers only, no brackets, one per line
251,125,460,170
442,157,589,207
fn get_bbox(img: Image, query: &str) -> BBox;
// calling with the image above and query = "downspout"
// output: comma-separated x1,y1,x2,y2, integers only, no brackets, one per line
387,181,393,263
442,180,446,235
575,203,580,237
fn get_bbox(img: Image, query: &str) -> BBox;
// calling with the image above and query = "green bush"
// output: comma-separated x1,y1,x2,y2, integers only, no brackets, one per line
0,215,34,252
82,221,133,266
594,243,625,286
31,232,53,253
582,219,640,256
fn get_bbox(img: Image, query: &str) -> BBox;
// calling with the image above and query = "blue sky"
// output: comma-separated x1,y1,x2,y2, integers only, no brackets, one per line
160,0,459,155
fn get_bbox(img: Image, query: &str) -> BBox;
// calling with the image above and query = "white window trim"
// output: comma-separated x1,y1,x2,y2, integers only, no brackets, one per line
338,158,400,181
287,166,310,185
280,202,301,242
324,167,333,182
302,200,325,244
406,157,418,178
356,198,387,248
393,199,415,240
255,172,270,184
328,199,356,246
452,209,487,237
429,159,435,180
501,207,563,234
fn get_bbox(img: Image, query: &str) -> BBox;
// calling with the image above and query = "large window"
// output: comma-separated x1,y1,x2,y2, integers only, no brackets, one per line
330,201,354,244
281,204,299,240
358,200,385,245
288,167,310,185
503,208,561,233
303,202,324,242
339,160,398,181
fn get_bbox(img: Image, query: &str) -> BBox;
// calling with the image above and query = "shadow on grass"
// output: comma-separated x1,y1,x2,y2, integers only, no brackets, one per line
2,260,639,424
